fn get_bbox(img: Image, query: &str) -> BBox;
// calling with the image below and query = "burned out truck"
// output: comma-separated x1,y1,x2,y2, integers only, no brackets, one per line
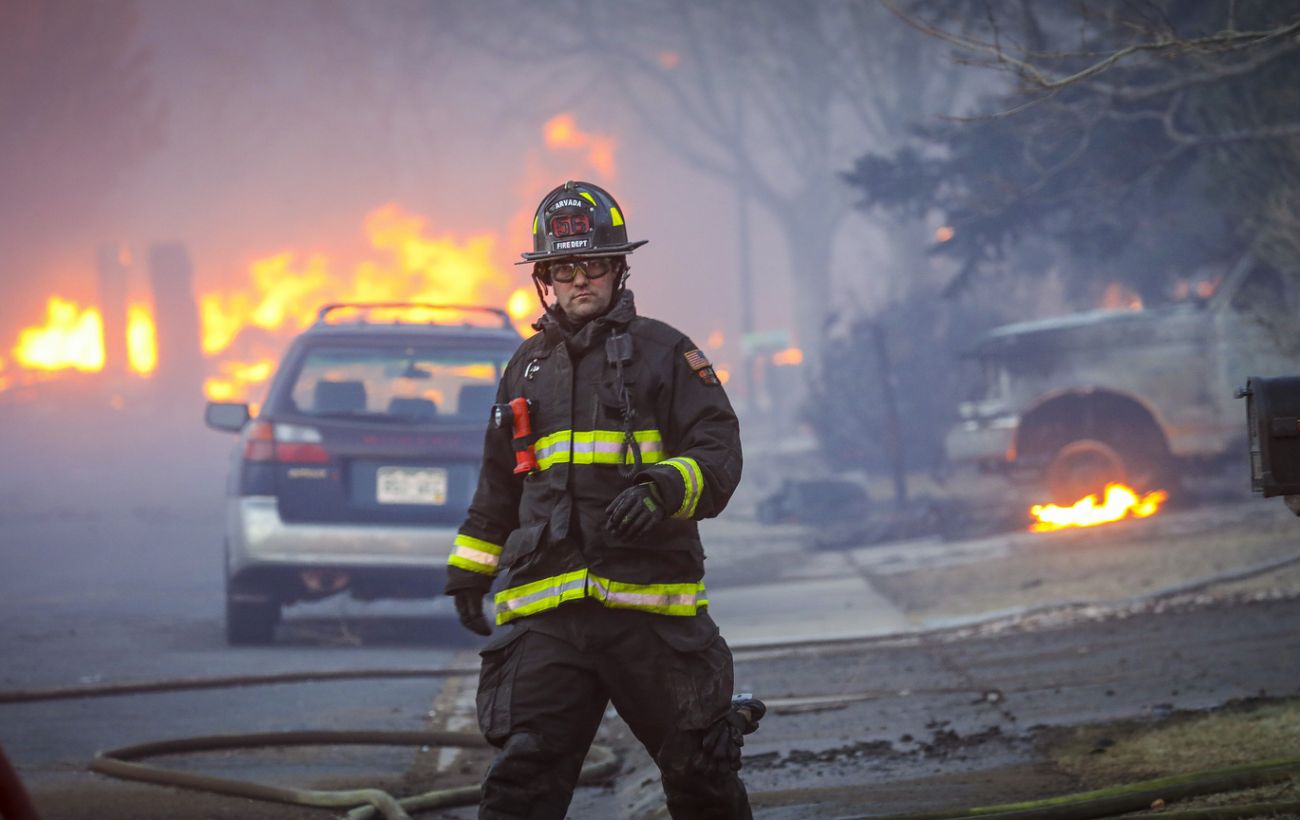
946,257,1298,502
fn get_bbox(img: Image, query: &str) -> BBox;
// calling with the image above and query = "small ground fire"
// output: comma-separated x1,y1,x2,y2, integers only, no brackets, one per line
1030,483,1169,532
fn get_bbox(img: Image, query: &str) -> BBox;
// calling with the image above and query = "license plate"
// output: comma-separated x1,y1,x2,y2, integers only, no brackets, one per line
376,467,448,505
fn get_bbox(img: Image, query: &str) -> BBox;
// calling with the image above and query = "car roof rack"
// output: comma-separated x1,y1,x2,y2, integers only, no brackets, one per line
315,302,512,329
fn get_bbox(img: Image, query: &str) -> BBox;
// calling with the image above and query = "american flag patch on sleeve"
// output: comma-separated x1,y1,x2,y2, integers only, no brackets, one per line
684,348,720,385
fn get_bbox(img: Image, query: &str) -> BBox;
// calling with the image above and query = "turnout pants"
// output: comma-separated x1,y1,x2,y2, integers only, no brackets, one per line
475,600,752,820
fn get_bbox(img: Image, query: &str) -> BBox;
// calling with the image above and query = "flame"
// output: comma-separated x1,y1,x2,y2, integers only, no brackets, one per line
706,329,725,349
204,358,275,404
715,366,731,385
772,347,803,366
4,114,620,404
1100,283,1143,311
1030,483,1168,532
507,287,536,336
126,302,157,375
934,226,954,243
197,203,523,403
201,205,512,361
13,297,105,372
543,114,617,178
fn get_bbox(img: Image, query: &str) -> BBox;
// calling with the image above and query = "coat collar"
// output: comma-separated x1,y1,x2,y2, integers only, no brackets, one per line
539,290,637,354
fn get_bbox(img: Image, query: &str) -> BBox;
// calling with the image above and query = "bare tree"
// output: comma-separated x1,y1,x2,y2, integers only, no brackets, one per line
853,1,1300,300
0,0,163,269
446,0,965,358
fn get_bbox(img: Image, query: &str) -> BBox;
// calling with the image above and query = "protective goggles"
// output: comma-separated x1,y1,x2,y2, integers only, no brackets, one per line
544,258,613,284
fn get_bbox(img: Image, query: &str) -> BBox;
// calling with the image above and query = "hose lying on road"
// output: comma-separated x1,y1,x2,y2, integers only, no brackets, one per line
8,557,1298,817
90,729,618,820
833,755,1300,820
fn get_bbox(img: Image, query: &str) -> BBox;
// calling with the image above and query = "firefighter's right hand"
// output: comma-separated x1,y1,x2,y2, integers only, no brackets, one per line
700,696,766,775
454,590,492,636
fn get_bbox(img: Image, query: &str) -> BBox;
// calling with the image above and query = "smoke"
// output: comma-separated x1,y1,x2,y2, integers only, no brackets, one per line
1,1,961,522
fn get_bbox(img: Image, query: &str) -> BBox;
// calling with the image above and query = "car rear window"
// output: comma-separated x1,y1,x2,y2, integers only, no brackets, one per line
285,344,507,424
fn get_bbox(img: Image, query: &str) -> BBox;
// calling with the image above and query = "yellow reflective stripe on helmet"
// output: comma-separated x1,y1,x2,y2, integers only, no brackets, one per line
587,573,706,616
660,457,703,518
493,569,706,624
532,429,665,471
532,214,539,235
609,206,624,227
578,191,597,206
494,569,589,624
448,533,503,575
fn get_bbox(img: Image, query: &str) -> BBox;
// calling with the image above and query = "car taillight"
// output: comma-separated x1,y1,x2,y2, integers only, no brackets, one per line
242,420,276,461
242,420,328,463
273,422,330,463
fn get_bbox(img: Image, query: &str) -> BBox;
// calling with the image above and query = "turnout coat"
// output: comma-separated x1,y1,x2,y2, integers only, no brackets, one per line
445,291,743,625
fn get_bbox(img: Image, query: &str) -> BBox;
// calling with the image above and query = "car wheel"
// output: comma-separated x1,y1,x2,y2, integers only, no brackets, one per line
223,539,280,645
1044,438,1128,504
225,594,280,645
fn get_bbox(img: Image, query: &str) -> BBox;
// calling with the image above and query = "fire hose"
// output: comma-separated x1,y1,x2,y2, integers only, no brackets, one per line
5,555,1299,818
9,663,1300,820
89,730,617,820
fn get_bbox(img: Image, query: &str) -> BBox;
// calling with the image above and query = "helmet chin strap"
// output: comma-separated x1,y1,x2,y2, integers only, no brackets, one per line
531,269,552,330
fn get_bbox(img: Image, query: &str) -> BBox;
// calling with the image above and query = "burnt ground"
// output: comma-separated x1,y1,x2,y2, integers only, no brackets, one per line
556,593,1300,819
6,460,1300,819
15,591,1300,819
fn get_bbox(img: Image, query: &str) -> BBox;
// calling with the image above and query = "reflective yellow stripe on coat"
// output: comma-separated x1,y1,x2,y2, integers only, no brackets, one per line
447,534,503,575
660,456,704,518
533,429,666,471
493,568,708,625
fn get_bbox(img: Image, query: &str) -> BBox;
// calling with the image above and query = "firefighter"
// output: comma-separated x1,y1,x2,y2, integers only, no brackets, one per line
445,181,759,819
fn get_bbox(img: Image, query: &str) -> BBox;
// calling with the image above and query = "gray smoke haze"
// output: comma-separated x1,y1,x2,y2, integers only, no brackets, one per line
0,0,966,520
3,0,961,370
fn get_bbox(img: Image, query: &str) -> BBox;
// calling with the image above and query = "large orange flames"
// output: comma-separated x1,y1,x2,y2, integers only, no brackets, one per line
11,297,155,376
13,298,105,372
126,302,157,375
196,203,538,402
1030,483,1168,532
1,113,616,406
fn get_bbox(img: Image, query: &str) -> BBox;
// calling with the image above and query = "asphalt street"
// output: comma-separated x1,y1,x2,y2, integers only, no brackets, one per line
2,473,1298,818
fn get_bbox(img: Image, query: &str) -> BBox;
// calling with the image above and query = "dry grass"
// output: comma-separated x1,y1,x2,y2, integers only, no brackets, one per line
1046,699,1300,817
1052,700,1300,784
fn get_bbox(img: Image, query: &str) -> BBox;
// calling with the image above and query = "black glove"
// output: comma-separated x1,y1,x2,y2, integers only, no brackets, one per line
453,589,492,636
701,696,766,775
604,483,667,540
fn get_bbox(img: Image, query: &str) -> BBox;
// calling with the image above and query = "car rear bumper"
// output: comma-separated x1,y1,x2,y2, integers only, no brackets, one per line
227,496,457,575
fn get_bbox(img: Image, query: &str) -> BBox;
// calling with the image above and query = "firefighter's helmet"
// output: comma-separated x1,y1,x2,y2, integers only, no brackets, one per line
519,181,648,264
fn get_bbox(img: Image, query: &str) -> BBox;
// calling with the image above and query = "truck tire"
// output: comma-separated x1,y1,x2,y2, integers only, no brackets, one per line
1044,439,1128,504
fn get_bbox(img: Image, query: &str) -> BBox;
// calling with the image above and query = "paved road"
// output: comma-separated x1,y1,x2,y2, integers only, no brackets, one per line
3,465,1298,818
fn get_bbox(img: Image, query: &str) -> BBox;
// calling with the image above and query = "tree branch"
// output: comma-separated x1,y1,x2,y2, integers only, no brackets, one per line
882,0,1300,94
